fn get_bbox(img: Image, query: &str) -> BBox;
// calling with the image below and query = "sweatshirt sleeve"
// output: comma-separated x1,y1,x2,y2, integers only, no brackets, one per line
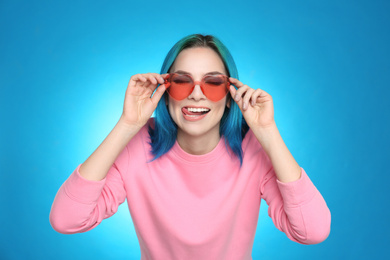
260,166,331,244
49,146,128,234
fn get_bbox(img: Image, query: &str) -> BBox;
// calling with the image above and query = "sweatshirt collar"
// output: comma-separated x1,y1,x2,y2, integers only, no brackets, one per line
170,137,228,164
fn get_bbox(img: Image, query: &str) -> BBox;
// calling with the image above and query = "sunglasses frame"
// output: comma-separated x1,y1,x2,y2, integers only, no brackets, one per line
164,73,231,102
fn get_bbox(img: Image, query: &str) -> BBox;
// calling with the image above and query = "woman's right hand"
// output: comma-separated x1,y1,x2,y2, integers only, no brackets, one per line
120,73,167,128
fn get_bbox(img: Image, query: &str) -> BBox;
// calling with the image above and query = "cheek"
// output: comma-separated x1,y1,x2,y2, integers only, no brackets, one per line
216,99,229,114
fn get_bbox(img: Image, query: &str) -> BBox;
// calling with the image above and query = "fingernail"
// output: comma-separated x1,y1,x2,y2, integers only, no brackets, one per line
234,94,239,101
243,103,247,110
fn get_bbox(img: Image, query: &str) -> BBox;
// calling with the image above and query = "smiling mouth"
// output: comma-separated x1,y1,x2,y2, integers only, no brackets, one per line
182,107,210,117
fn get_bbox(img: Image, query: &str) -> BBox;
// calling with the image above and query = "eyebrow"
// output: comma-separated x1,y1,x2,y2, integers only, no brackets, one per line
173,70,225,76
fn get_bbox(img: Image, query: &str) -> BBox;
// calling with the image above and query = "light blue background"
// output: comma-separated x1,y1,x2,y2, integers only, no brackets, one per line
1,0,389,259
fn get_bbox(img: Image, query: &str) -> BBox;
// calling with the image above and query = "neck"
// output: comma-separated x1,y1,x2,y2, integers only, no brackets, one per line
176,131,221,155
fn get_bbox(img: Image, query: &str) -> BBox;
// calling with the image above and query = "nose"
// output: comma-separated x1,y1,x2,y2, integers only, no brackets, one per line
188,83,206,101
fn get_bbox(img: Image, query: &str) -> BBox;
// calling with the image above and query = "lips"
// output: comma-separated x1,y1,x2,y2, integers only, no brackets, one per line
181,106,210,121
182,107,210,115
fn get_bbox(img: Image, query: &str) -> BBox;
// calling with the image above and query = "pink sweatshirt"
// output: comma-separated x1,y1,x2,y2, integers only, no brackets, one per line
50,120,331,260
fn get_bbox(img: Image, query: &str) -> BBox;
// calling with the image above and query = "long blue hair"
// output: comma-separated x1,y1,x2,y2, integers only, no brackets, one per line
148,34,249,164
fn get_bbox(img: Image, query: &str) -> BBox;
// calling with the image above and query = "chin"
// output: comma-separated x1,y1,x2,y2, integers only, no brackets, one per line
178,120,221,138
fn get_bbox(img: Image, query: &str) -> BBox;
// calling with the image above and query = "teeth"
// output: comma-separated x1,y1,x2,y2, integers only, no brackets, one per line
187,107,210,112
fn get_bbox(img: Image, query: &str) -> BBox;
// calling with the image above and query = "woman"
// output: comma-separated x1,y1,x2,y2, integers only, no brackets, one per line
50,34,331,259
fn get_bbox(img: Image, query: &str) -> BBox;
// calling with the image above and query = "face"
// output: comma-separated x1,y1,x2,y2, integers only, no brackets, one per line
167,47,230,141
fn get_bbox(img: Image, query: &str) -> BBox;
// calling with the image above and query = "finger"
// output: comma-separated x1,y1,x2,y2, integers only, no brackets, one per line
142,73,159,85
147,73,165,84
242,88,255,110
134,74,147,82
131,73,148,84
148,73,167,89
150,84,166,105
229,78,252,101
233,84,251,102
141,79,153,90
229,77,245,88
229,85,245,111
233,92,244,112
229,84,237,98
251,89,264,106
157,74,165,84
128,74,146,91
160,73,169,84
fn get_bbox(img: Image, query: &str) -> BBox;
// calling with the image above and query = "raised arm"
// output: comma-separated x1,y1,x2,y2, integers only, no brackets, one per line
229,78,331,243
229,77,301,182
50,73,167,233
80,73,167,181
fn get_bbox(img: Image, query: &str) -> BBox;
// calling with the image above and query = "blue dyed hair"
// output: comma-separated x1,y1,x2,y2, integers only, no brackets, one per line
149,34,249,164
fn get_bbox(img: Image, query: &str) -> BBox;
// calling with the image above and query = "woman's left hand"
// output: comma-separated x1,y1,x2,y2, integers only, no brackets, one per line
229,77,275,129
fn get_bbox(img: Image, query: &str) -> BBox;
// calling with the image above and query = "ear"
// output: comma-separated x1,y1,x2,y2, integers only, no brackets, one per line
226,95,231,108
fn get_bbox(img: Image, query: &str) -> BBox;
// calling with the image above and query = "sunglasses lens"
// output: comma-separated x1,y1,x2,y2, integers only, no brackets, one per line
202,76,229,101
168,74,194,100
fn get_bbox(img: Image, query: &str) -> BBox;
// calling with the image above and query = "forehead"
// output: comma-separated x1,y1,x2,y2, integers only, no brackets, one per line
171,47,227,75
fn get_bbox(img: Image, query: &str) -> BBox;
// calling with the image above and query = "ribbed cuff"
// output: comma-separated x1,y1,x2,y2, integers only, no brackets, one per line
63,164,107,204
276,168,318,207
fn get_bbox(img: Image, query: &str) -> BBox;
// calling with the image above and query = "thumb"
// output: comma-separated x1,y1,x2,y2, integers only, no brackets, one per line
150,84,166,106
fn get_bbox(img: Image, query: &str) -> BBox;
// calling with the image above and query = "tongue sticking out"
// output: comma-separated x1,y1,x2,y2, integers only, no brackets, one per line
182,107,209,116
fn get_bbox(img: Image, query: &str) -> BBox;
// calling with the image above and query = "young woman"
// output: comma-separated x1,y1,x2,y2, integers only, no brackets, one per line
50,34,331,259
